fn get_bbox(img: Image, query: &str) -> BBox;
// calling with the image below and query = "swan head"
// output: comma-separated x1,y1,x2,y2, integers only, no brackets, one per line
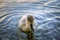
27,15,34,24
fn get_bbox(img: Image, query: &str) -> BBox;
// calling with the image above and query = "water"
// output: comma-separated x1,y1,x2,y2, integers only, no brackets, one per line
0,0,60,40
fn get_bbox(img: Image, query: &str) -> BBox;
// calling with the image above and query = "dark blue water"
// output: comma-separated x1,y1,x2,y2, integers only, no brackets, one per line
0,0,60,40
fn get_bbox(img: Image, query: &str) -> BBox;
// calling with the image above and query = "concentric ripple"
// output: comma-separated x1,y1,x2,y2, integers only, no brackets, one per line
0,0,60,40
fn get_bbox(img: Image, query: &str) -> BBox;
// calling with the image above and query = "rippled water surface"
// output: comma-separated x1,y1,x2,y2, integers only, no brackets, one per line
0,0,60,40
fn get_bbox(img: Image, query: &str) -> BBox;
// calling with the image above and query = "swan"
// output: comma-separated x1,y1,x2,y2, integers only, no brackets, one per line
19,14,34,40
